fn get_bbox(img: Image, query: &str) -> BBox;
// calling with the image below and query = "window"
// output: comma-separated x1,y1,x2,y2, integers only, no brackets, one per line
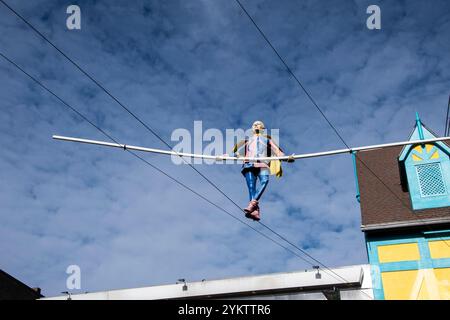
415,163,447,197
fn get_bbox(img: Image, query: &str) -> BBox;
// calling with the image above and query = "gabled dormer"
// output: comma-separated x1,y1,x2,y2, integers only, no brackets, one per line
398,114,450,210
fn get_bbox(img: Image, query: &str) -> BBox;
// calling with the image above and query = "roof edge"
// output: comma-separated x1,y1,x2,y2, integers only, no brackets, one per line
399,122,450,161
361,216,450,231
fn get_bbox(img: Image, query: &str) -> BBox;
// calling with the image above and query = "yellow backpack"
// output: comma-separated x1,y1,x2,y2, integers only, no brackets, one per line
263,134,283,178
269,159,283,178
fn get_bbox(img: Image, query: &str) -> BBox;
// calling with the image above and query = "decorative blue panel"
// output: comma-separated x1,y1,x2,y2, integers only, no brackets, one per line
398,120,450,210
404,145,450,210
416,163,447,197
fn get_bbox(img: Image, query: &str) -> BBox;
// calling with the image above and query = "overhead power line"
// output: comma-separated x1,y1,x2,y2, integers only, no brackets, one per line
233,0,450,249
0,0,244,213
0,51,328,272
0,0,356,285
1,0,401,295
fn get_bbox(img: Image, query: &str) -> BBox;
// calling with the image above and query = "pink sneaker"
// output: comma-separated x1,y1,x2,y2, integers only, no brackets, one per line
250,207,261,221
244,200,258,214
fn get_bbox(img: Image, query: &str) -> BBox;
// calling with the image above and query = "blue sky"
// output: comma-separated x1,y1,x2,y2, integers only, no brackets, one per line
0,0,449,296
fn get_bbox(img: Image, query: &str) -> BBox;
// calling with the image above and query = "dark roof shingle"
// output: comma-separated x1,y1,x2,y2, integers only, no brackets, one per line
356,146,450,230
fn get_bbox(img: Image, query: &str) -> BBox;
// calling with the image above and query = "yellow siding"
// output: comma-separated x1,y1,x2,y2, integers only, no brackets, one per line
428,240,450,259
378,243,420,263
382,269,450,300
433,268,450,299
430,151,439,159
382,270,418,300
412,144,438,160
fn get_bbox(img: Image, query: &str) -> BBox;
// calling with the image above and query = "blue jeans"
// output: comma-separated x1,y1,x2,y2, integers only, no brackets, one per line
244,167,269,201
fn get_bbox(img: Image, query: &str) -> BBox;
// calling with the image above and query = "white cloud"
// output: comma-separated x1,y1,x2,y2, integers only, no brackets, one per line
0,0,448,296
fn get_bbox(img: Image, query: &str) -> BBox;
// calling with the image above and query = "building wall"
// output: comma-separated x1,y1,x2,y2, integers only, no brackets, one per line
366,229,450,299
0,270,43,300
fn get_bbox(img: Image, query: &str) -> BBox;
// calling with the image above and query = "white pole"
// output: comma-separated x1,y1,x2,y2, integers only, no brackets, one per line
52,135,450,162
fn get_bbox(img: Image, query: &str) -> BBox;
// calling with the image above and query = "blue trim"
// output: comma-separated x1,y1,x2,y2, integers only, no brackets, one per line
351,151,361,203
379,261,420,272
432,258,450,268
417,237,433,269
416,112,425,140
369,236,423,246
405,153,450,210
366,241,385,300
378,259,450,272
423,230,450,237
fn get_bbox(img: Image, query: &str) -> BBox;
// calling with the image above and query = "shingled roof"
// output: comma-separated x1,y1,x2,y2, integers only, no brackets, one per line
356,146,450,231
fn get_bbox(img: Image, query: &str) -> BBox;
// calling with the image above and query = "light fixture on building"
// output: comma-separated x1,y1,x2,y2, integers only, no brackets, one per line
313,266,321,279
61,291,72,300
322,286,341,300
177,278,188,291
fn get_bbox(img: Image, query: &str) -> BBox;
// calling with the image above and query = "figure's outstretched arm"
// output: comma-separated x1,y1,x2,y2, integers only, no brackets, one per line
269,139,294,162
268,139,284,157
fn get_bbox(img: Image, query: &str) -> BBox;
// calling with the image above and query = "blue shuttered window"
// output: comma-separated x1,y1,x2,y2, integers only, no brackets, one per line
415,163,447,197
